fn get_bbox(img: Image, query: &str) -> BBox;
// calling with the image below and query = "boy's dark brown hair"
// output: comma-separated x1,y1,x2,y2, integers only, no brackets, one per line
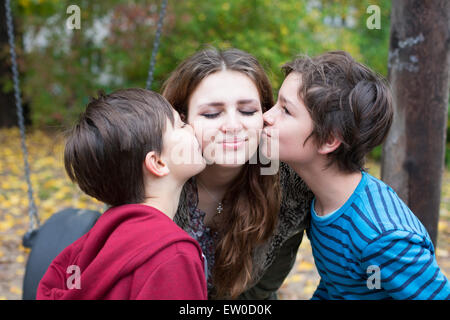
64,88,174,207
282,51,393,173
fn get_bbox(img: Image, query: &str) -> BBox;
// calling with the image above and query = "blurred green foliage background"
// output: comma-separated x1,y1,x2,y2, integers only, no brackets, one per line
10,0,448,164
2,0,390,124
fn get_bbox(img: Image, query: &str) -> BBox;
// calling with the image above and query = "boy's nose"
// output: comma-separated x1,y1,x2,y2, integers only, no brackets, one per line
263,110,274,127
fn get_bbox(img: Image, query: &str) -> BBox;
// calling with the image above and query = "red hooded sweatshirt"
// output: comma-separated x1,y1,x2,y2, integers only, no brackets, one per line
36,204,207,300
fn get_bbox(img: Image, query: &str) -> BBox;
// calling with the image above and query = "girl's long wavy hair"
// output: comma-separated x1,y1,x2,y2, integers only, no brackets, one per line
162,47,281,299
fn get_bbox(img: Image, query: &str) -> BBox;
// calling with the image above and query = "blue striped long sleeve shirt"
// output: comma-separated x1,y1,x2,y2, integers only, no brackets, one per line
307,171,450,300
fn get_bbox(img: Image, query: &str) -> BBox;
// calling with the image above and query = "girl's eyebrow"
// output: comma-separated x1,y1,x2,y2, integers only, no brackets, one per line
198,99,259,108
197,102,224,109
237,99,259,106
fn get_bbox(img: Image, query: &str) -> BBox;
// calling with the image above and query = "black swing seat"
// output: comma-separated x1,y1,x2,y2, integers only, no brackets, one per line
22,207,101,300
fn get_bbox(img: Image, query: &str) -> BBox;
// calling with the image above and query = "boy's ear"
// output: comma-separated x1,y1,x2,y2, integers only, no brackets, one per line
144,151,170,177
317,134,341,155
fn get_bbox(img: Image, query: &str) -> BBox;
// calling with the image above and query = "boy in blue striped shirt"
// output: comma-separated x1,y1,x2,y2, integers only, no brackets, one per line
261,51,450,300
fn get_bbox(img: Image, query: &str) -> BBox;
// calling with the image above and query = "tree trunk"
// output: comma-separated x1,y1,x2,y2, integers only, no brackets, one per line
0,0,30,128
381,0,449,246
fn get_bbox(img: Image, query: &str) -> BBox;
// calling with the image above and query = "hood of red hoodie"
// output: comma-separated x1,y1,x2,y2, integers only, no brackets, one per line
37,204,202,300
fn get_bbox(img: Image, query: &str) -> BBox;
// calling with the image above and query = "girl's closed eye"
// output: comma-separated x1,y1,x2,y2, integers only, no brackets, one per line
240,110,257,116
282,106,291,115
202,112,220,119
201,110,257,118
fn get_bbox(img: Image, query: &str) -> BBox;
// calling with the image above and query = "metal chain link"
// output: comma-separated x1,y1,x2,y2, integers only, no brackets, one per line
4,0,40,236
145,0,168,90
4,0,168,238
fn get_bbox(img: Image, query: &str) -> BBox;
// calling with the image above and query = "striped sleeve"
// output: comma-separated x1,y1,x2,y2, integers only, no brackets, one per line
361,230,450,300
311,279,330,300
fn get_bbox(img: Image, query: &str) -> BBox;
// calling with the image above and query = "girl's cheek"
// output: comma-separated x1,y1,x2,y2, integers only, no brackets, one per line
192,125,217,150
250,114,264,128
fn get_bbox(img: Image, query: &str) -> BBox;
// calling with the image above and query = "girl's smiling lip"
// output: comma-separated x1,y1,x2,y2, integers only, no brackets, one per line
221,137,248,149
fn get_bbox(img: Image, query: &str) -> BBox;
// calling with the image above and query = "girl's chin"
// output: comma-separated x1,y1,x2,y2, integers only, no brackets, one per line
203,158,248,167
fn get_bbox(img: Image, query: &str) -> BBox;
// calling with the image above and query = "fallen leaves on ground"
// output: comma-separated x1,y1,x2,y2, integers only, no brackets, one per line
0,128,104,300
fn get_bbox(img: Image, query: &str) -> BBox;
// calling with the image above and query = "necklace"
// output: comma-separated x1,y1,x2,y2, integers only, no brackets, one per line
196,178,224,214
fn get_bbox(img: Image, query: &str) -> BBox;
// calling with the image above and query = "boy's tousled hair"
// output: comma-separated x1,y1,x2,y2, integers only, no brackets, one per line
64,88,174,207
282,51,393,173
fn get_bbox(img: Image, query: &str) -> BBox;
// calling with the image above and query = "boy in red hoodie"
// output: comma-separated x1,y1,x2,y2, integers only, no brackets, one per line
37,88,207,300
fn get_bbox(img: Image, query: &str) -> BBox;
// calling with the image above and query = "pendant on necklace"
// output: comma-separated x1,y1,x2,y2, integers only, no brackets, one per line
216,202,223,214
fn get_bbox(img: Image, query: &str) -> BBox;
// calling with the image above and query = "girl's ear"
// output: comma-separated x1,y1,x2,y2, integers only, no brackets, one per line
143,151,170,177
317,134,341,155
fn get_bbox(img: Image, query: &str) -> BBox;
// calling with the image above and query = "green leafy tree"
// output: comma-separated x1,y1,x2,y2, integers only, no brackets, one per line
3,0,391,129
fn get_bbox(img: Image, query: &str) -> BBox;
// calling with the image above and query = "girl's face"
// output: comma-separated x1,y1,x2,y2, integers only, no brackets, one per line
261,72,317,165
187,70,263,167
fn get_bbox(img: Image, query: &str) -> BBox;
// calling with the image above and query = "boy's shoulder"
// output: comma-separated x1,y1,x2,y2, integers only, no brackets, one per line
107,204,200,247
356,171,395,197
83,203,204,267
350,171,430,242
37,204,205,300
93,204,204,272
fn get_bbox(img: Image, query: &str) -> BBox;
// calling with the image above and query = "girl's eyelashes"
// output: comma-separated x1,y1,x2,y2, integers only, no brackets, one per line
202,113,220,119
282,106,291,115
201,110,257,118
240,110,257,116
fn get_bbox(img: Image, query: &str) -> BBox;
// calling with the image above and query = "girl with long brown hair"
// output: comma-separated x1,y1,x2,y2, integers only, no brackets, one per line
162,47,312,299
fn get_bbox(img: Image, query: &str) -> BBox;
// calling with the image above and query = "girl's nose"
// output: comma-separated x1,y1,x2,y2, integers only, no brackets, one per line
221,113,243,134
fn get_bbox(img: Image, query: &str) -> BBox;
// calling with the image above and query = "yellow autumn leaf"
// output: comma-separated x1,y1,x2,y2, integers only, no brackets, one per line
15,229,26,236
437,248,449,258
303,284,317,296
19,245,31,254
77,202,88,209
1,181,11,189
10,207,22,217
1,199,12,209
288,274,303,283
0,220,14,232
297,261,314,272
9,286,22,295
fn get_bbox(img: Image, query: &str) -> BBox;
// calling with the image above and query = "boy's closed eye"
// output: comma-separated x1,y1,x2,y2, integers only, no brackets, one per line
278,95,297,116
282,105,291,115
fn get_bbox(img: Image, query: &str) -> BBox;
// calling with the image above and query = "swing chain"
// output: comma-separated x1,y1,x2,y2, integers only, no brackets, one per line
5,0,168,245
4,0,40,244
145,0,168,90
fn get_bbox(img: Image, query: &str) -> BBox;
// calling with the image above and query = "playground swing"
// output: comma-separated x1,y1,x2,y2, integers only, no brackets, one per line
3,0,169,300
